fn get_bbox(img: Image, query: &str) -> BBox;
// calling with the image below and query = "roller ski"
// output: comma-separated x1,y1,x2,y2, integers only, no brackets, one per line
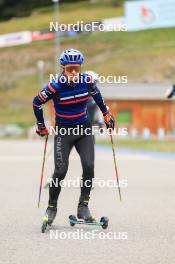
41,206,57,233
69,195,109,229
69,215,109,229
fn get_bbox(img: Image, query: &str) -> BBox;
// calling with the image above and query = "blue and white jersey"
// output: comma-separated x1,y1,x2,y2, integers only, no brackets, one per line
33,73,108,126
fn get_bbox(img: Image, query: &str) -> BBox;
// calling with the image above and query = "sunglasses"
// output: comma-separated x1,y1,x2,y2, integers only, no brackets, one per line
65,64,81,74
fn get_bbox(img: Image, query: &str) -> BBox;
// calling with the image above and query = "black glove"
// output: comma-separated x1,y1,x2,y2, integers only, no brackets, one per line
36,123,49,137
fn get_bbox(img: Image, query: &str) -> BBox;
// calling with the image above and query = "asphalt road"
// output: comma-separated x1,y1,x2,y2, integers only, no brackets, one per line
0,139,175,264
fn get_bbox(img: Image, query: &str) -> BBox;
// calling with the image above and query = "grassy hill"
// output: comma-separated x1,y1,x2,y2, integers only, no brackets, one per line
0,1,175,128
0,2,123,34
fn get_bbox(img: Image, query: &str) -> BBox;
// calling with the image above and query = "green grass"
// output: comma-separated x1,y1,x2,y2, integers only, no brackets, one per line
97,139,175,153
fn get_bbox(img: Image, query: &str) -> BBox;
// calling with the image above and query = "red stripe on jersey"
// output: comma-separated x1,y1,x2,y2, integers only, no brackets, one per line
33,103,40,108
48,83,56,93
56,111,86,118
59,96,90,105
38,92,46,102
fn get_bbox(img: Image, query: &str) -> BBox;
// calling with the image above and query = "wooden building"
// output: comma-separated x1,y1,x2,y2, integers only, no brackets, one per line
99,82,175,134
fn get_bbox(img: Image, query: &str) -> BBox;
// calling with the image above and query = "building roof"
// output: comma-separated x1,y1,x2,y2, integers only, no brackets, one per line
98,82,174,100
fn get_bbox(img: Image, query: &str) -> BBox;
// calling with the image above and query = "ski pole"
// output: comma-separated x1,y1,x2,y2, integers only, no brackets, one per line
43,143,54,189
38,135,48,208
109,132,122,202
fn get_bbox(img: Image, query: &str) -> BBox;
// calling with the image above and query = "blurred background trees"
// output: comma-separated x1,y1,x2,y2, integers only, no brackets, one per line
0,0,84,21
0,0,125,21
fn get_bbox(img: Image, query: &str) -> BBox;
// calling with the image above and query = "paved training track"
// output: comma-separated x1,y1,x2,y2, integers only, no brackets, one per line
0,140,175,264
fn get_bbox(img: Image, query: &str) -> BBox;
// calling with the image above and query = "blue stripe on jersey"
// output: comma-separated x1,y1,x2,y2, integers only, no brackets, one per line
56,115,87,126
56,108,86,115
59,88,88,96
50,80,58,90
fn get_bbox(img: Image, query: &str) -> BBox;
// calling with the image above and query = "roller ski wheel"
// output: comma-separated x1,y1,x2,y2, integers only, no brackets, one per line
69,214,108,229
69,215,77,226
100,216,109,229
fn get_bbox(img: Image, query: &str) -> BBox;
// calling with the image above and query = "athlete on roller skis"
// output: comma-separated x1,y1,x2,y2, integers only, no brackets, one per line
32,49,115,228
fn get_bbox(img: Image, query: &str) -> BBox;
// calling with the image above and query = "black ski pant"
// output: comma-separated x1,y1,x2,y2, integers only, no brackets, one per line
49,122,94,207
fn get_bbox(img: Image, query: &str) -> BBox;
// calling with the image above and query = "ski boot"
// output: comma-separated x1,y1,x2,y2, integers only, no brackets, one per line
77,195,95,222
41,205,57,233
69,195,109,228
